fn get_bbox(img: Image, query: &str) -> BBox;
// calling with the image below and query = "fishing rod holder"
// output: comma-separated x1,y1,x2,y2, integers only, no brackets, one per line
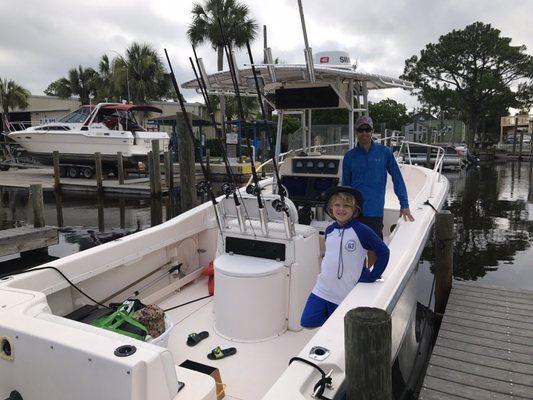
272,199,295,238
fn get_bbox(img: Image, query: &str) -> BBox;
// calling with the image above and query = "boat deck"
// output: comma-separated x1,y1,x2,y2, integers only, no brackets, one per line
420,281,533,399
158,276,317,400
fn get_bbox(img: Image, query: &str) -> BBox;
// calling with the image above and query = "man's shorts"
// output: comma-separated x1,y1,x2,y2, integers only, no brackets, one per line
357,216,383,239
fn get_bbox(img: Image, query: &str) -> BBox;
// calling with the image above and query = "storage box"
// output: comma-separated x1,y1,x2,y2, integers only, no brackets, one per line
180,359,225,399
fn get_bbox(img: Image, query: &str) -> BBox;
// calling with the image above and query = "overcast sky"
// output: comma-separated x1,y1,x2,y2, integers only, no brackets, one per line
1,0,531,111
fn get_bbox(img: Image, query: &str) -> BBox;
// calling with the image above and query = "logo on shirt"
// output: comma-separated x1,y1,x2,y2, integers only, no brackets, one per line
345,240,356,252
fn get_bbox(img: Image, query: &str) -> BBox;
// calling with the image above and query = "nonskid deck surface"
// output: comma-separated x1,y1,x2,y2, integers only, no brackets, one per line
157,276,317,400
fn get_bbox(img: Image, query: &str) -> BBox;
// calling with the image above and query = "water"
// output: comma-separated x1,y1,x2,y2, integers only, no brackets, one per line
1,161,532,287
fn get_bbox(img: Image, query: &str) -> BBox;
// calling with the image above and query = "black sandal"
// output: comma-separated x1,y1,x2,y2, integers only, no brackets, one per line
186,331,209,346
207,346,237,360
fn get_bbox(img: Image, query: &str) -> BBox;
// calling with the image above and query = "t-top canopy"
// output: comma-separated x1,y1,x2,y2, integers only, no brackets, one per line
100,104,163,113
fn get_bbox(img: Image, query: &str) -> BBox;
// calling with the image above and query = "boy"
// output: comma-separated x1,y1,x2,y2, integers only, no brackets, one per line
300,186,390,328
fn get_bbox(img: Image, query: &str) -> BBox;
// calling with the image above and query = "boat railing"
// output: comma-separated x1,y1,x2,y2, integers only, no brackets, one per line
248,139,445,196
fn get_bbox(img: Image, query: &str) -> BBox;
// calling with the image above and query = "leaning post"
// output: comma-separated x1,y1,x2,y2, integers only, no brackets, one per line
345,307,392,400
95,152,103,194
434,210,454,315
30,184,45,228
52,151,61,191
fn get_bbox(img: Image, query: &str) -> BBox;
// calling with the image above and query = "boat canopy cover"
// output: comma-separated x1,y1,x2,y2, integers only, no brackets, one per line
181,64,414,95
100,104,163,113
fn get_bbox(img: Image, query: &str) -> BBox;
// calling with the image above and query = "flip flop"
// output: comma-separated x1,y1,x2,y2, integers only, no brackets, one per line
187,331,209,346
207,346,237,360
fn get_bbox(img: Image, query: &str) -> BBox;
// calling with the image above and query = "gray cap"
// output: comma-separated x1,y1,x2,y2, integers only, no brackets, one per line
355,115,373,130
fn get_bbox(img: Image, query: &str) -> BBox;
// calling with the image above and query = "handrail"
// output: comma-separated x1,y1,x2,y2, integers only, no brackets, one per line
247,139,445,195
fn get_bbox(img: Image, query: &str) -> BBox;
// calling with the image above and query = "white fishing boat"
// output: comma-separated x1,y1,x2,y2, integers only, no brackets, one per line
7,103,169,175
0,8,449,398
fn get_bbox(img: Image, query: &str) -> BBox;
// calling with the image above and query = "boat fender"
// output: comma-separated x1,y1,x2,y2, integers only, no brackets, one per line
201,261,215,295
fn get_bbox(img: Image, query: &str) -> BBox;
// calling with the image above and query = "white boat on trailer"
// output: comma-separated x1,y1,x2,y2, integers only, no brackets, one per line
7,103,169,177
0,23,449,400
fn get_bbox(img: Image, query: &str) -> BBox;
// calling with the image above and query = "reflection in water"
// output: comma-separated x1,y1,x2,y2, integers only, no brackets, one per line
422,161,533,290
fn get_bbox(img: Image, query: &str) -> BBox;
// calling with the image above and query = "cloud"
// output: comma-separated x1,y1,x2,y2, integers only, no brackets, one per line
0,0,531,111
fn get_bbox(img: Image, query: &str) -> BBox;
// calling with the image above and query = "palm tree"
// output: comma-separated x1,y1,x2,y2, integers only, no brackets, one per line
112,43,170,104
44,66,98,104
187,0,258,72
0,78,30,132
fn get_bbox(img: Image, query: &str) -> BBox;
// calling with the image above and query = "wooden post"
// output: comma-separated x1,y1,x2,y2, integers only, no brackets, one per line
97,193,105,232
177,112,197,212
95,152,103,194
52,151,61,191
53,190,64,228
512,116,518,155
147,151,155,196
30,184,45,228
164,151,171,190
518,123,524,160
206,148,211,176
345,307,391,400
151,139,161,197
117,151,125,185
434,210,454,315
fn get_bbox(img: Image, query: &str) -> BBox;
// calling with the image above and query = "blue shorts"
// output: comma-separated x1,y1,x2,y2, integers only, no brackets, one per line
300,293,338,328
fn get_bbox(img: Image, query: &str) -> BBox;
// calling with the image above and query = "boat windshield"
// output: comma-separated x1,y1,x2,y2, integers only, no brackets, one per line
59,106,93,123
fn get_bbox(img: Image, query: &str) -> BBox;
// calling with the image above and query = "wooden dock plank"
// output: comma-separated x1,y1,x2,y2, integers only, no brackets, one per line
451,287,533,307
429,355,533,387
432,346,533,375
454,281,533,298
0,226,58,257
445,293,533,312
425,365,532,398
441,322,533,347
442,314,533,338
445,302,533,324
422,283,533,399
439,329,533,355
447,298,533,319
421,376,514,400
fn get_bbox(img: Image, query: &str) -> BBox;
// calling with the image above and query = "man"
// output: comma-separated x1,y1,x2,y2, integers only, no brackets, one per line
342,115,414,240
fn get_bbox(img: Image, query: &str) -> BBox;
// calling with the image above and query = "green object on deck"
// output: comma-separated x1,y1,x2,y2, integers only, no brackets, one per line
91,304,148,341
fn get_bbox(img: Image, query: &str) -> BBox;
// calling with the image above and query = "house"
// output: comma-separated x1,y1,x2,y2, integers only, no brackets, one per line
403,117,466,143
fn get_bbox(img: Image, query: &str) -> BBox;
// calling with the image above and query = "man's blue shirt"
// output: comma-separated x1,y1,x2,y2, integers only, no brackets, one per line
342,141,409,217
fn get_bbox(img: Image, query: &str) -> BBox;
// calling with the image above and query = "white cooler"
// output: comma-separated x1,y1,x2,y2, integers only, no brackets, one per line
214,253,288,342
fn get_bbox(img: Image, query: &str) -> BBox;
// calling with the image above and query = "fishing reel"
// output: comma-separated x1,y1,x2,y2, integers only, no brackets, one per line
272,198,289,214
221,183,236,198
196,180,212,194
246,184,262,196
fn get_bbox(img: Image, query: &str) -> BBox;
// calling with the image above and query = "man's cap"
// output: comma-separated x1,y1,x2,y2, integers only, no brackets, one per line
355,115,373,130
323,186,364,218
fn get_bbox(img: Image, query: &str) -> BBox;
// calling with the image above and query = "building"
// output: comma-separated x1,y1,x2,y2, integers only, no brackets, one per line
403,117,466,143
500,115,532,144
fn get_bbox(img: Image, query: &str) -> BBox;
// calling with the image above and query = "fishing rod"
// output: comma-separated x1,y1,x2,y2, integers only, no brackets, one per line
245,40,295,238
189,50,250,234
164,49,224,233
217,18,269,237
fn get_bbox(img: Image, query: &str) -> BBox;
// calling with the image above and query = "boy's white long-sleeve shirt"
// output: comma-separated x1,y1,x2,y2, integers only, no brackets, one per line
312,219,390,305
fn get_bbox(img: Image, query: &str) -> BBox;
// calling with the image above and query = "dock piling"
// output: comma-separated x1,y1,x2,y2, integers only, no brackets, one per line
344,307,392,400
30,184,45,228
95,152,103,193
52,151,61,191
117,152,125,185
151,140,161,197
434,210,454,316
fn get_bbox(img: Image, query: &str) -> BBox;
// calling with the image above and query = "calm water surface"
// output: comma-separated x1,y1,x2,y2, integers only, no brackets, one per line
1,161,532,290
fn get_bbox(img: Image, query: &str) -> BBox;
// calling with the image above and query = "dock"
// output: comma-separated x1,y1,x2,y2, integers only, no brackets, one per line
420,281,533,399
0,226,58,257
